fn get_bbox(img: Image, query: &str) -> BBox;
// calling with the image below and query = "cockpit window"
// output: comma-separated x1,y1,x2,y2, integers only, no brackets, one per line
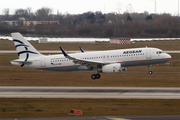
156,51,164,54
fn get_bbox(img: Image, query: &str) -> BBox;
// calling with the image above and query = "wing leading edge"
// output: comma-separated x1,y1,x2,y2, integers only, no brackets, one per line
59,47,110,67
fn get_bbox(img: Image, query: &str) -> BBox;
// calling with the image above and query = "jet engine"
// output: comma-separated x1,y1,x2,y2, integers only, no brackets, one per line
102,63,126,73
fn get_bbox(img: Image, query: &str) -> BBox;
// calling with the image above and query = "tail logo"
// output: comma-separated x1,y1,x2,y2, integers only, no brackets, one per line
13,39,38,67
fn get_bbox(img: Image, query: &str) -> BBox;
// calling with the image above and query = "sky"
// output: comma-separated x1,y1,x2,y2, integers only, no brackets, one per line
0,0,179,15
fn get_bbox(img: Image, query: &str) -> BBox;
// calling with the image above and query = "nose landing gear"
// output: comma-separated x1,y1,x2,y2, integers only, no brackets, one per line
148,65,153,75
149,71,153,75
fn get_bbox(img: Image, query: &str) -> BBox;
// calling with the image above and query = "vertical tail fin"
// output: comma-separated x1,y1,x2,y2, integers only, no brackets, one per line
11,32,42,60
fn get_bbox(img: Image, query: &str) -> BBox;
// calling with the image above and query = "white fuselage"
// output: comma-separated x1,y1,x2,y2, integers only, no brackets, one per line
12,47,171,72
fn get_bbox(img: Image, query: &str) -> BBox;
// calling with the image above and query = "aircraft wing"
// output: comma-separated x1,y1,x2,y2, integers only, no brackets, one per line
60,47,110,67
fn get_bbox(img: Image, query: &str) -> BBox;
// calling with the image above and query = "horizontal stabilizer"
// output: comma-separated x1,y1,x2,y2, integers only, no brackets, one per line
11,59,32,67
11,60,32,64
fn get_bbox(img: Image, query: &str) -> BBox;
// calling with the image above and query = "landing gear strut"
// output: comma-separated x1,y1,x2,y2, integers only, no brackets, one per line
148,65,153,75
91,67,101,80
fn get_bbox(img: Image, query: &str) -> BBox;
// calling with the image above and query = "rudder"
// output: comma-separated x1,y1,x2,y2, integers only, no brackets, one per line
11,32,42,60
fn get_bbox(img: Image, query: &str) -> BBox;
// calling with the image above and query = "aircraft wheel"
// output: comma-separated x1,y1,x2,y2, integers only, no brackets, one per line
96,74,101,79
149,71,153,75
91,74,96,80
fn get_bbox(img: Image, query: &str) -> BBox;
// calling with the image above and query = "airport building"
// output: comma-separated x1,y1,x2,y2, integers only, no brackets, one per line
23,21,59,26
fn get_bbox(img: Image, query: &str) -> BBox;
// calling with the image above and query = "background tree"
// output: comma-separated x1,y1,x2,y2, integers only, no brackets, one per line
3,8,10,20
87,13,96,24
127,15,132,21
146,15,153,20
14,9,28,20
1,7,180,38
35,7,53,21
26,7,33,20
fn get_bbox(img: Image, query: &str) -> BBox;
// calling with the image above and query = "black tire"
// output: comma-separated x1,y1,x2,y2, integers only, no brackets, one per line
96,74,101,79
149,71,153,75
91,74,96,79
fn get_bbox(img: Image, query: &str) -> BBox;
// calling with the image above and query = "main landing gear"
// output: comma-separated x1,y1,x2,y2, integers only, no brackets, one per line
91,74,101,79
91,67,101,80
148,65,153,75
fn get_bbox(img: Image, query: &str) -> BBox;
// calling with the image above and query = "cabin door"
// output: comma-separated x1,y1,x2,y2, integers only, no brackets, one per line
41,57,46,67
146,49,151,59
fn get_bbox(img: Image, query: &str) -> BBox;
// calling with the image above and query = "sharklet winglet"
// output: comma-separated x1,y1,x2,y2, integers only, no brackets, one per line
60,47,68,57
79,47,84,53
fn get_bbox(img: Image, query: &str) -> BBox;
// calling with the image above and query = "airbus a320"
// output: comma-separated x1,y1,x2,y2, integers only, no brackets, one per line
11,32,171,79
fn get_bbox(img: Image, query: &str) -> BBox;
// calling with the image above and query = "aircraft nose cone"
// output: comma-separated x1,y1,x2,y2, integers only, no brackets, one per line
168,54,171,58
166,53,171,59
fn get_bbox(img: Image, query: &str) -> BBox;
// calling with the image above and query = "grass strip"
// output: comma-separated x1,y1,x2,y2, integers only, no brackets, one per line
0,98,180,118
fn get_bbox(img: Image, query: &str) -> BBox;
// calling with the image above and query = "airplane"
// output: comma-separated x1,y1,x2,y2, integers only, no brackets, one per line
11,32,171,79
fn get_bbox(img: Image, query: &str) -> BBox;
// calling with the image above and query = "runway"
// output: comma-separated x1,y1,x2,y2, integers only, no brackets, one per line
0,87,180,99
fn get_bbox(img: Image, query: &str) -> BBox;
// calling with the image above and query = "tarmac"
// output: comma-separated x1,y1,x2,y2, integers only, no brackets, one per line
1,87,179,120
0,87,180,99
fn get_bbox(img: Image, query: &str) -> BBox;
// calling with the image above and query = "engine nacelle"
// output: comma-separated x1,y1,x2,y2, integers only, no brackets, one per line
102,63,122,73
